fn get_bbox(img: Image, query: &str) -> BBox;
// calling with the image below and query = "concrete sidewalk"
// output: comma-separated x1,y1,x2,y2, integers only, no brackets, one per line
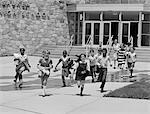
0,56,150,114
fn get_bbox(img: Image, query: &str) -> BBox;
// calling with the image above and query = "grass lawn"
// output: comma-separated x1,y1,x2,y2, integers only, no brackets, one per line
104,76,150,100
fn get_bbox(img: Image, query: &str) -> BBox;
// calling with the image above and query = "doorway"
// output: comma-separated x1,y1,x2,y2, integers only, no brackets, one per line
130,22,138,47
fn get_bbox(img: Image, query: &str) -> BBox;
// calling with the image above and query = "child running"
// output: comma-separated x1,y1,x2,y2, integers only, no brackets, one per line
13,46,31,88
54,50,72,87
37,50,53,97
112,39,120,69
126,47,136,78
117,44,126,69
95,48,103,82
73,53,90,96
88,49,96,83
98,48,112,92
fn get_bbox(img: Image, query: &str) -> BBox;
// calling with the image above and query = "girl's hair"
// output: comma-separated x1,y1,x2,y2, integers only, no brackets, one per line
80,53,86,57
75,53,86,62
103,48,107,53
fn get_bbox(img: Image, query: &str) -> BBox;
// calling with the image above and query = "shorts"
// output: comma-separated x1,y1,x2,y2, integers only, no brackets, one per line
127,62,135,69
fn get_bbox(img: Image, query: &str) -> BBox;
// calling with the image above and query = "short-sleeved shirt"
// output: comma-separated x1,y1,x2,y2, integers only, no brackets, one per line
127,52,136,63
89,55,96,66
39,58,53,69
98,56,110,68
14,53,28,65
59,56,71,68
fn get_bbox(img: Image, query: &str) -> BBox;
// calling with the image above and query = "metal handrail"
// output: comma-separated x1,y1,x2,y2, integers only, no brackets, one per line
85,35,92,57
67,34,74,55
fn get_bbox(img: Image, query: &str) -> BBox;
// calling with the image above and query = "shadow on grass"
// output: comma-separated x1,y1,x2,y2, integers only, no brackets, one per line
104,79,150,100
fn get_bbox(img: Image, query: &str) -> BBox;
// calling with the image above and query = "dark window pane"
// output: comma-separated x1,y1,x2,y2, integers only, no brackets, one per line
103,12,119,21
122,12,139,21
85,12,100,20
142,22,150,34
141,35,150,46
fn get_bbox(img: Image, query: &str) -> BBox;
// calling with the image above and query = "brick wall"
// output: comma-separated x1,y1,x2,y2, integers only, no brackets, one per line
0,0,69,55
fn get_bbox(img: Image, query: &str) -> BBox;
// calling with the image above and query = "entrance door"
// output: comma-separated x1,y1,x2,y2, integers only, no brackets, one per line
130,22,138,47
85,23,92,45
121,22,130,45
103,22,111,45
93,23,100,45
84,22,100,46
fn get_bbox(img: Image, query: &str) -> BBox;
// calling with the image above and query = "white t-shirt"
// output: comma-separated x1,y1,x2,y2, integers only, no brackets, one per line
127,52,136,63
97,56,110,68
88,55,96,66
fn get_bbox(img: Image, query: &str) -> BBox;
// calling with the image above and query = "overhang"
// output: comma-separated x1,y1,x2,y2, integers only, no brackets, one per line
67,4,150,12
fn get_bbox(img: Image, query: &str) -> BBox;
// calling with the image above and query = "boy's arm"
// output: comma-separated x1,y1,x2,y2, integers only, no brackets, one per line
55,58,62,69
108,56,112,66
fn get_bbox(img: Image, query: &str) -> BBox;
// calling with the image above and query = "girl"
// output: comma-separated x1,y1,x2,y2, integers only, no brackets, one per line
117,44,126,70
13,46,31,88
112,39,120,69
37,50,53,97
73,54,90,96
88,49,96,83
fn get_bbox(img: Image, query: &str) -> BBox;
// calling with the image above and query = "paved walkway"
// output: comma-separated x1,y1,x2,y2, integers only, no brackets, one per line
0,56,150,114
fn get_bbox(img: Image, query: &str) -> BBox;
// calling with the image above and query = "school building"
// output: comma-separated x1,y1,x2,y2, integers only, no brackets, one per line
0,0,150,61
67,0,150,47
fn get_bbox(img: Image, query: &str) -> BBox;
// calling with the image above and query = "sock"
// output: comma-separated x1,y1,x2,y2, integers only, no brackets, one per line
42,86,46,96
80,87,84,96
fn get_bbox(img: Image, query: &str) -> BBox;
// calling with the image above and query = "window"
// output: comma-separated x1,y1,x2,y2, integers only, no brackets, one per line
85,12,100,21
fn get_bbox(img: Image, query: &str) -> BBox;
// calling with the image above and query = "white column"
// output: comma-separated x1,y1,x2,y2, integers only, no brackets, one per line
82,12,85,46
118,12,123,43
118,12,122,43
138,12,142,47
100,12,103,45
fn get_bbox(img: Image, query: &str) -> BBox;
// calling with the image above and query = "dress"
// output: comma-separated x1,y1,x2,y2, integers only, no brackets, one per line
112,43,120,61
38,58,52,78
75,61,88,81
117,49,126,66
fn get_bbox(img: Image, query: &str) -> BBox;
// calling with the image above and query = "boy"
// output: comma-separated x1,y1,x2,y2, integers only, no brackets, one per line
126,47,136,78
98,48,112,92
95,48,103,82
13,46,31,88
54,50,72,87
37,50,53,97
88,49,96,82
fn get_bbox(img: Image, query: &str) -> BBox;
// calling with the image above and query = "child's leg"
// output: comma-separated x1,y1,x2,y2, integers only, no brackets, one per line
62,69,66,87
100,68,107,92
90,66,94,82
77,81,81,88
80,80,85,96
42,77,48,96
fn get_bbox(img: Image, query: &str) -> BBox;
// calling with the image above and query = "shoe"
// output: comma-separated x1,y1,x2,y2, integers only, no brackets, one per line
92,79,94,83
101,88,104,93
13,80,16,83
62,85,66,87
80,93,83,96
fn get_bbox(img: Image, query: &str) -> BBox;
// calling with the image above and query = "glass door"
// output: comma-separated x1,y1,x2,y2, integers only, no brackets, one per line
122,22,130,45
93,23,100,45
85,23,92,44
84,22,101,46
103,22,111,45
